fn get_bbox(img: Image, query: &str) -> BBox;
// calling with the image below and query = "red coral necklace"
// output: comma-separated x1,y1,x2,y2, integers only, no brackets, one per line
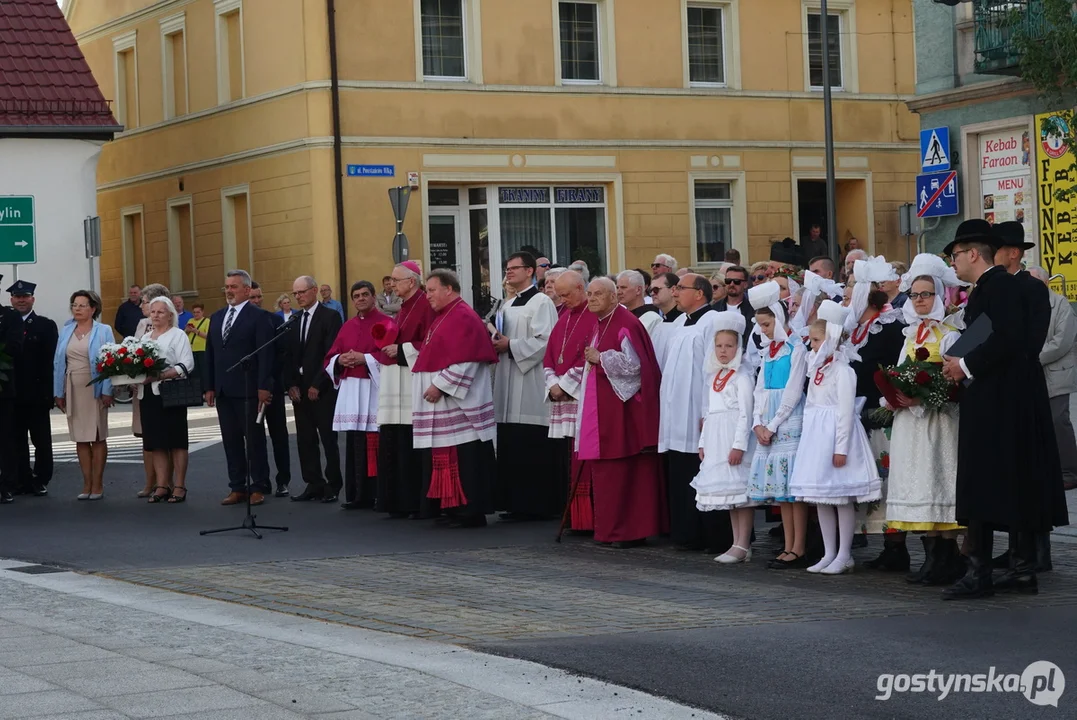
713,369,736,392
813,356,834,386
851,313,879,345
915,321,933,345
768,341,785,359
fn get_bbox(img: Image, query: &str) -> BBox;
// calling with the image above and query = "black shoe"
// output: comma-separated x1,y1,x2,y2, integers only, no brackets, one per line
340,501,365,510
31,485,48,497
321,494,339,504
852,534,869,549
942,528,993,601
768,523,784,538
0,491,13,505
991,549,1012,570
274,486,290,498
866,539,911,572
906,536,937,584
925,538,967,586
447,515,487,529
673,543,706,552
611,539,646,549
994,570,1039,594
291,490,324,502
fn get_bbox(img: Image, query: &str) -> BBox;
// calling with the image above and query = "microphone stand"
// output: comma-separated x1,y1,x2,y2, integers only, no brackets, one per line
200,314,297,539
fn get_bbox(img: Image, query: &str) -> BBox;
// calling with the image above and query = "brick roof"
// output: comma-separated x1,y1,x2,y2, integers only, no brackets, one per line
0,0,121,136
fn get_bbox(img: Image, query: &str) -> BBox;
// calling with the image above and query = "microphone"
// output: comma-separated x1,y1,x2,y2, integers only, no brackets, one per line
276,312,301,333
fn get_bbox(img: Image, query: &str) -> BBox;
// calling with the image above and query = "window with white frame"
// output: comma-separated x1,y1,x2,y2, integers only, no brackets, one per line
160,13,187,120
215,0,244,104
558,1,602,83
694,181,733,264
807,11,842,90
420,0,467,79
167,197,196,293
687,4,725,85
112,31,138,129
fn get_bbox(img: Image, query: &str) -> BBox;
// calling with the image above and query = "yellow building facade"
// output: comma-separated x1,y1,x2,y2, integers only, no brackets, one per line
69,0,920,318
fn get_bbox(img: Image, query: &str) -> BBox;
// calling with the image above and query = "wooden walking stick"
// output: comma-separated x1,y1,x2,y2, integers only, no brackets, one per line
556,459,587,543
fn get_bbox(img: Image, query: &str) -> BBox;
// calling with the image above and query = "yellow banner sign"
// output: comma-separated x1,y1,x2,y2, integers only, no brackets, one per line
1036,112,1077,301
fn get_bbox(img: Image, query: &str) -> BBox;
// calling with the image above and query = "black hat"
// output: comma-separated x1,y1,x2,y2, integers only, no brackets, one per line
770,237,801,265
989,221,1034,251
942,219,993,257
5,279,36,296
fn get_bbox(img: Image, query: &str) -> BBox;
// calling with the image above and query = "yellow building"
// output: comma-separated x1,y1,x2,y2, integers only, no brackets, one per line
68,0,920,318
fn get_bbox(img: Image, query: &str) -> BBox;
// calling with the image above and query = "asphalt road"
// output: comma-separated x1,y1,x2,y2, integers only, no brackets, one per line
3,409,1076,719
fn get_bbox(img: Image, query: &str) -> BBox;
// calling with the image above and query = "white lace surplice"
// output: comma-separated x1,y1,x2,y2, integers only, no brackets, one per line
544,364,585,439
494,292,558,426
574,335,642,445
376,339,421,426
412,361,496,448
326,353,381,432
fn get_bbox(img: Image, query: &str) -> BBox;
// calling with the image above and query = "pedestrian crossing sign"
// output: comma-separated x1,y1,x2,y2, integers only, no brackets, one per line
921,127,951,172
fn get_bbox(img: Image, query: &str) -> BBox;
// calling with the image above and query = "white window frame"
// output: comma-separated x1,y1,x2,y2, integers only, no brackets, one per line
688,173,747,269
414,0,483,83
166,195,197,294
553,0,617,87
112,31,138,130
802,0,858,94
214,0,246,105
120,205,147,290
221,184,254,272
159,12,188,121
681,0,740,90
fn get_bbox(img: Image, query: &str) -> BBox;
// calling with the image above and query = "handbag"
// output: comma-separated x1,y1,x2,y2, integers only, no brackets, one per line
159,363,203,408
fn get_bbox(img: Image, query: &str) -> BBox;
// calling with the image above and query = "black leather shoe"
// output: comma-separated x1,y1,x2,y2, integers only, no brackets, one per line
291,490,323,502
447,515,487,529
925,538,967,586
994,570,1039,594
321,494,339,503
274,486,290,498
942,529,993,600
866,539,911,572
906,536,937,584
0,492,14,505
340,501,364,510
31,485,49,497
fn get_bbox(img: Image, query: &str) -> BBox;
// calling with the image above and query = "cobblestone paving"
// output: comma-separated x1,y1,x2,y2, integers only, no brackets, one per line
102,533,1077,646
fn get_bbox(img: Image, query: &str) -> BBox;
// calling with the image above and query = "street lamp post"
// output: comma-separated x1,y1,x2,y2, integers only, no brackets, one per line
821,0,839,261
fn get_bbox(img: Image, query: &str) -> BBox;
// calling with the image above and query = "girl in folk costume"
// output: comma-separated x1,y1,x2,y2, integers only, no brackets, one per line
789,302,882,575
692,311,758,563
745,281,811,570
880,255,966,585
843,257,908,568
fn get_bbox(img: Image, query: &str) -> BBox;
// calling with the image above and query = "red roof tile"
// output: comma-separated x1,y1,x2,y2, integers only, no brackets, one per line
0,0,120,134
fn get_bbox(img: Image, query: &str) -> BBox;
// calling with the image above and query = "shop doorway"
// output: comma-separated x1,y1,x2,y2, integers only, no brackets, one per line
795,177,871,258
796,179,828,246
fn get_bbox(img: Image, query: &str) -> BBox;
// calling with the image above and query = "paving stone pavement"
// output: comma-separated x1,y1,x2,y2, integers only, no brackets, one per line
0,563,722,719
102,532,1077,646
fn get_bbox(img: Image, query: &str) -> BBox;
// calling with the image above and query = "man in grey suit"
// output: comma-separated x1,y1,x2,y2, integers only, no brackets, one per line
1028,266,1077,491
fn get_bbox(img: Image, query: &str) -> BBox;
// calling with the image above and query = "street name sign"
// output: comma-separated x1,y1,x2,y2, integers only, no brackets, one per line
347,164,395,177
916,170,959,218
0,196,37,264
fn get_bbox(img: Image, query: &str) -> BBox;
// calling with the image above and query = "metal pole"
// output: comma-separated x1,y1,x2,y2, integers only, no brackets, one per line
11,264,18,282
821,0,838,261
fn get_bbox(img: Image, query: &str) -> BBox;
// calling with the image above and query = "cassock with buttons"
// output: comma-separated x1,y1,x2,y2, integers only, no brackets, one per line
7,281,58,496
0,276,25,504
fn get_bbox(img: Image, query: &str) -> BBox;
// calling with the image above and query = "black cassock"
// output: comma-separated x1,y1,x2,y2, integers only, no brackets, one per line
851,318,906,430
956,265,1066,531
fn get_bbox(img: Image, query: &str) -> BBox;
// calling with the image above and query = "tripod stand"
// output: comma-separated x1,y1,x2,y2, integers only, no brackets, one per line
201,320,291,540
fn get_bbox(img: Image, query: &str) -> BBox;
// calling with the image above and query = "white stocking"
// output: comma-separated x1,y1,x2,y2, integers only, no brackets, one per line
834,503,856,564
808,505,837,572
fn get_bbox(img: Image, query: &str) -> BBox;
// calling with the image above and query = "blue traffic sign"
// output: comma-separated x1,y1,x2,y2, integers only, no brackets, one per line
917,171,959,218
347,164,395,177
920,127,951,172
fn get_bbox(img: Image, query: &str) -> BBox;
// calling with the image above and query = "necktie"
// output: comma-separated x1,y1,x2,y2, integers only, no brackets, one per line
300,310,310,346
222,307,236,343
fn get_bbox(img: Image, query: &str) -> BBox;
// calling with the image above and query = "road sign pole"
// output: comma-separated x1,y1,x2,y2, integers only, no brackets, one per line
821,0,838,261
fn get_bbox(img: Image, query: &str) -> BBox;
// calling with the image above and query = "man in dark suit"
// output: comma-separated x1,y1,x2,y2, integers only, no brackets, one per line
7,280,58,496
204,270,274,506
286,275,344,502
0,275,24,505
249,281,292,497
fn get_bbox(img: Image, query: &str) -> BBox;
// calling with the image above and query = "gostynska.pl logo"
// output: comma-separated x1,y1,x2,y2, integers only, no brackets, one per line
876,661,1064,706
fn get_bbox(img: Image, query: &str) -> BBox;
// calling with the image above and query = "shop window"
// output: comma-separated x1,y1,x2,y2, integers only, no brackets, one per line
497,185,607,276
694,181,732,263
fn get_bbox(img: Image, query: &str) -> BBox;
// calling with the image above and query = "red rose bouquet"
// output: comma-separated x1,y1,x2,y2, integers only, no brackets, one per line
870,353,956,425
371,319,399,349
90,337,167,386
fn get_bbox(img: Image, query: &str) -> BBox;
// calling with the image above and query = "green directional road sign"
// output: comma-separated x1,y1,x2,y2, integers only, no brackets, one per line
0,196,36,264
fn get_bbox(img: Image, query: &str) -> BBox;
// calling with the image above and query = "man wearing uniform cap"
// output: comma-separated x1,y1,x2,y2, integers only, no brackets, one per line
0,275,25,504
8,280,59,497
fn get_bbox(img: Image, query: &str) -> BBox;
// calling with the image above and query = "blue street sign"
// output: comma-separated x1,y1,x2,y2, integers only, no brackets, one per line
347,164,395,177
916,170,959,218
920,127,951,172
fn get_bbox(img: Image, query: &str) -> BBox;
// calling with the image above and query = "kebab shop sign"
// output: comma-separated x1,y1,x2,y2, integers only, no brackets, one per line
980,129,1030,176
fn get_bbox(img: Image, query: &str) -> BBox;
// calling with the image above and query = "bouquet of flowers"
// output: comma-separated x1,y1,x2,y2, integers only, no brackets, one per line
870,347,957,425
90,337,167,386
371,319,399,349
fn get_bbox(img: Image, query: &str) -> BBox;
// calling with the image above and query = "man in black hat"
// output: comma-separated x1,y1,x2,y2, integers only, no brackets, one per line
986,222,1069,575
939,219,1064,598
0,275,25,504
7,280,58,497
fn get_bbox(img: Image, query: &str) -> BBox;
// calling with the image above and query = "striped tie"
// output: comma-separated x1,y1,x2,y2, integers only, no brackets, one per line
222,307,236,343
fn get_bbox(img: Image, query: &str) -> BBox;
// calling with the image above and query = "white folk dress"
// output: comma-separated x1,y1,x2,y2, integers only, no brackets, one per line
788,359,882,505
885,323,962,531
746,341,807,502
658,310,722,454
691,369,757,511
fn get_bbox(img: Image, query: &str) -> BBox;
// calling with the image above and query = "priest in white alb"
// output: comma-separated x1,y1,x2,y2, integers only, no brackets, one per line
412,269,499,529
658,273,732,552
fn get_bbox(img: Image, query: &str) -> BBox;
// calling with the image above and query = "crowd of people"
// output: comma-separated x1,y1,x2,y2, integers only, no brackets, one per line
0,219,1072,600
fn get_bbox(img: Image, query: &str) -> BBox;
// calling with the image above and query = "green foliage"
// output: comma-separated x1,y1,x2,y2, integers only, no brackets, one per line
1011,0,1077,203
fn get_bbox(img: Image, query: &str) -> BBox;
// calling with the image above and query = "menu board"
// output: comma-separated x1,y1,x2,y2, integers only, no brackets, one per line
979,126,1036,263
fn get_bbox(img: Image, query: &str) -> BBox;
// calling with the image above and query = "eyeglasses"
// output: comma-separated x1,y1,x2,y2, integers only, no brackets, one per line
751,274,767,283
538,263,550,268
712,284,721,290
291,287,315,297
908,291,936,300
650,263,665,269
70,304,91,310
675,284,700,292
648,287,661,295
950,249,972,262
725,278,745,286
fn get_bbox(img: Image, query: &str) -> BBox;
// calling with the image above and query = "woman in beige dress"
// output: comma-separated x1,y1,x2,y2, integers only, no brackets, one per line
53,291,115,500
